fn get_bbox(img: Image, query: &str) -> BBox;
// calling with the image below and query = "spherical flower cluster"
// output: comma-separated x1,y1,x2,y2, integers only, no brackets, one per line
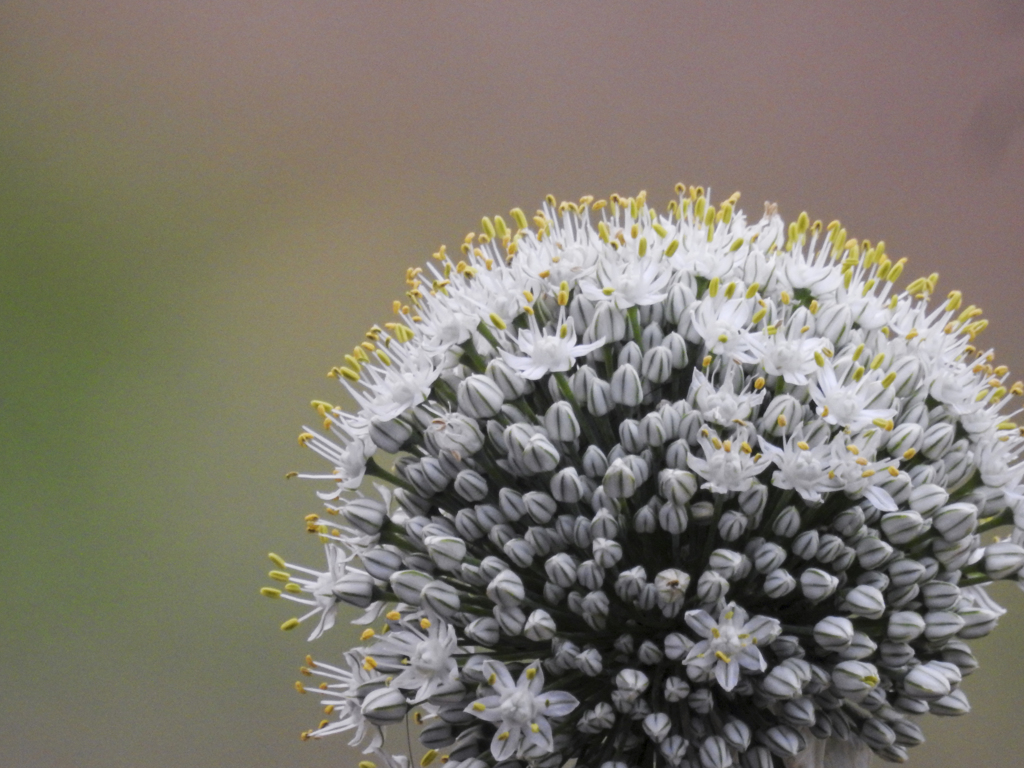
263,187,1024,768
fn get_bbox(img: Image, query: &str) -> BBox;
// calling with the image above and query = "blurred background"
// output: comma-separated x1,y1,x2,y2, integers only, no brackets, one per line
2,2,1024,766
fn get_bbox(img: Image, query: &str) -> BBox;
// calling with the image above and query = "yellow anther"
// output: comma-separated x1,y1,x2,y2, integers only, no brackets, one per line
711,436,723,450
493,215,508,239
300,665,313,676
852,366,865,381
284,471,298,479
472,702,487,712
751,308,767,324
715,650,732,663
359,762,377,768
531,723,541,733
881,372,896,388
903,448,917,460
488,673,497,685
724,281,737,299
745,282,760,299
420,617,432,629
602,286,615,296
766,324,778,336
855,457,868,466
665,240,680,257
526,667,538,680
269,553,286,568
489,313,507,330
888,466,899,477
754,377,765,390
638,237,647,257
557,290,569,306
796,441,810,451
808,299,819,314
269,570,290,582
821,406,829,417
261,587,281,598
728,237,744,252
723,440,732,453
511,207,528,229
708,276,720,297
360,628,376,641
497,732,510,742
1011,382,1024,396
702,355,712,368
861,469,876,478
285,583,301,594
363,657,378,671
421,750,439,767
298,432,316,446
281,618,300,631
295,681,306,693
814,351,825,367
780,291,791,305
872,417,895,431
777,415,788,427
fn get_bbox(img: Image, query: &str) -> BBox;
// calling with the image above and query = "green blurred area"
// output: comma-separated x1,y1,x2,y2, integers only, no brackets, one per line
3,2,1024,767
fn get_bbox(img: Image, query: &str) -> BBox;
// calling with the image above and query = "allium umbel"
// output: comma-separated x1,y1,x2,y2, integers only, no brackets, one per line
263,187,1024,768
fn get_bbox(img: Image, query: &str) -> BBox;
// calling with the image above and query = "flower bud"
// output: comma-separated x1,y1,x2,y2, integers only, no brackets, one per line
361,686,409,726
880,511,928,545
791,530,819,560
522,608,556,641
582,444,609,478
932,536,976,571
360,547,404,580
634,504,657,533
421,580,461,618
957,606,999,639
660,735,691,766
486,569,525,607
586,376,614,416
577,559,606,591
697,570,730,603
842,585,886,619
772,505,801,539
800,568,839,602
760,725,805,758
463,616,499,646
929,689,971,716
813,616,854,652
544,400,580,442
590,302,627,343
922,580,961,611
654,568,691,606
658,501,689,534
933,502,978,542
831,661,880,702
838,632,878,661
709,548,745,580
984,540,1024,579
888,558,927,587
603,458,639,499
887,610,926,642
762,664,803,700
581,590,610,630
904,662,953,701
637,639,663,665
856,536,894,570
763,568,797,599
760,395,803,438
643,712,672,743
520,490,555,523
452,469,487,502
615,565,646,602
754,542,787,574
493,604,526,635
389,570,432,604
456,374,505,419
610,363,643,406
921,421,956,459
664,635,694,662
699,735,731,768
718,510,749,542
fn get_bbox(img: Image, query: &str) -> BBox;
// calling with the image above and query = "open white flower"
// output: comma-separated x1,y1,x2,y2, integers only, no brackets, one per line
501,312,604,380
682,603,781,691
465,660,579,761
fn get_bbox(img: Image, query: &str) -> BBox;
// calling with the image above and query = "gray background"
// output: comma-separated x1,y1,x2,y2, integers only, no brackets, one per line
2,2,1024,766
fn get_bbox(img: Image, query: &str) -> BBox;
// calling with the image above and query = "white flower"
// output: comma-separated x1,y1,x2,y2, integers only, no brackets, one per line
689,365,765,426
690,296,764,364
580,250,672,310
682,603,780,691
810,360,896,433
373,617,461,702
760,332,827,386
758,430,840,504
465,660,579,761
687,428,766,494
502,312,604,380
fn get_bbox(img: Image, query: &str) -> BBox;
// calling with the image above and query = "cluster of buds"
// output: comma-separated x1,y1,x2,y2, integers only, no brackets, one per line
263,187,1024,768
